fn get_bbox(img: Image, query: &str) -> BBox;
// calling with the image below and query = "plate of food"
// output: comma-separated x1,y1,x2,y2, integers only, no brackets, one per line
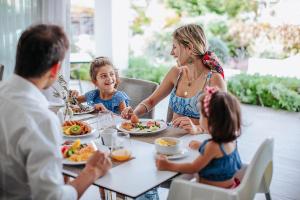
62,120,95,138
70,104,95,115
61,140,97,165
116,118,167,135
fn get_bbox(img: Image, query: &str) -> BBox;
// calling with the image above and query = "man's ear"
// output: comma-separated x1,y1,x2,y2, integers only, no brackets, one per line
50,63,61,78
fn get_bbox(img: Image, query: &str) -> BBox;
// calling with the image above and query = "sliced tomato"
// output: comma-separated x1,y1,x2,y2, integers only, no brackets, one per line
61,146,69,155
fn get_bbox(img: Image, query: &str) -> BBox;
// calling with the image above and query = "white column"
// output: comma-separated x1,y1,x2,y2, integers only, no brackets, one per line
95,0,129,73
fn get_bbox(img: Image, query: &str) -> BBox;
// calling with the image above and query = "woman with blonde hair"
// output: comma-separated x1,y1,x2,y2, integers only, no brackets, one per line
122,24,226,134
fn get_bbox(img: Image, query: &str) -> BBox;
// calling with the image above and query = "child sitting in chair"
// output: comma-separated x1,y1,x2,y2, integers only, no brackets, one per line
72,57,130,114
156,87,242,188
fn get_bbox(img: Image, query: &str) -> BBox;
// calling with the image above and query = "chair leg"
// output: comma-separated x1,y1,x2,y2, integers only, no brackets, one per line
265,192,271,200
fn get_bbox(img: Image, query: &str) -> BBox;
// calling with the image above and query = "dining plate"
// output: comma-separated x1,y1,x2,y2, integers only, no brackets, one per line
72,105,95,115
62,141,97,165
157,148,189,160
62,128,96,138
116,119,167,135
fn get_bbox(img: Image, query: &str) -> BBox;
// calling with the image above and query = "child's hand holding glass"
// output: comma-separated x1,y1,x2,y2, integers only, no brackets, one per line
189,140,202,150
155,154,170,171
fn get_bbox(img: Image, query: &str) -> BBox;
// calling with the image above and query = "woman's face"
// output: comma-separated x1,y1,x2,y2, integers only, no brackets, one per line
170,39,189,66
93,65,116,91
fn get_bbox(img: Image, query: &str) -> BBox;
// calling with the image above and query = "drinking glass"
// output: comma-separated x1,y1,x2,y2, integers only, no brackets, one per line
111,132,132,162
96,111,115,145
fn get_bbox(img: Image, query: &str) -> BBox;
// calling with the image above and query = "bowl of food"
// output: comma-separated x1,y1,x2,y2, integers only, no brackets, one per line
155,137,181,155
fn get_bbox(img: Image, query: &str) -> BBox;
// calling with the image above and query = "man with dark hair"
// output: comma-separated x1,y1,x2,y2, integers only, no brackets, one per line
0,24,111,199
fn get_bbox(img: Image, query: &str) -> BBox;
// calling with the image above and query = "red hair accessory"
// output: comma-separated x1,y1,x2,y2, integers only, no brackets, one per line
201,51,224,79
203,86,218,117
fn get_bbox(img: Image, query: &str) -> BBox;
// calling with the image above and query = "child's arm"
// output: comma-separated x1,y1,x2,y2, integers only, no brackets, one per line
94,103,107,112
156,141,218,174
70,90,86,103
189,140,202,150
118,101,127,113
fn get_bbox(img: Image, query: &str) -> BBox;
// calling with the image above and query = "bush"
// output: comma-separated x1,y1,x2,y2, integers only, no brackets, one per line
208,37,230,64
70,63,91,81
228,73,300,112
123,56,170,84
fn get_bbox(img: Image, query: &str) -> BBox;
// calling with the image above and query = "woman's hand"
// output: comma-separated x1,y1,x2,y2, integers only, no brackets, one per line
84,151,112,180
189,140,202,150
172,117,199,134
155,155,170,171
94,103,107,112
121,106,134,119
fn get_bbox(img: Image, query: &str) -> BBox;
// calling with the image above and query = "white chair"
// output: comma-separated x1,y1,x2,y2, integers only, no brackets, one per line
167,138,274,200
118,77,159,119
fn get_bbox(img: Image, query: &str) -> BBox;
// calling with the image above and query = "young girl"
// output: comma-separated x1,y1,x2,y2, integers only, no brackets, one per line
156,87,242,188
72,57,130,114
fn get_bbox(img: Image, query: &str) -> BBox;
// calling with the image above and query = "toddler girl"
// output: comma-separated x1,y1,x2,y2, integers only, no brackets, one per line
72,57,129,114
156,87,242,188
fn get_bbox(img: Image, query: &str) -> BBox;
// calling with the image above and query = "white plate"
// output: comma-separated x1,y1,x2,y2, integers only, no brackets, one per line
72,106,95,115
116,119,167,135
62,141,97,165
62,128,96,138
157,148,189,160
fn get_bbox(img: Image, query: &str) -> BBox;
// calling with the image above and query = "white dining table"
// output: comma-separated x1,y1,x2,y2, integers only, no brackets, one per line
62,114,210,198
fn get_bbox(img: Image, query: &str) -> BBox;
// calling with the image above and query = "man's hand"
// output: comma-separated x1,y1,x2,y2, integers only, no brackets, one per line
84,151,112,180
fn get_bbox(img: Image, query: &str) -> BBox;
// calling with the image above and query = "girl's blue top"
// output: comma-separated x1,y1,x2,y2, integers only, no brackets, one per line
198,139,242,181
84,89,130,114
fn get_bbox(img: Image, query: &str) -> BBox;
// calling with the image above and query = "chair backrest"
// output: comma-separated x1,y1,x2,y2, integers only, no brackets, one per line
118,77,158,119
167,138,274,200
234,137,274,199
0,64,4,81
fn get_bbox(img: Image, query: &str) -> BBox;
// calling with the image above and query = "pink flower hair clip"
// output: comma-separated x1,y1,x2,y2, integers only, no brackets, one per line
203,86,218,117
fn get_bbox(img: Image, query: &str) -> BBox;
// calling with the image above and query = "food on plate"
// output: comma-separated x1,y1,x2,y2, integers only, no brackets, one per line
130,114,139,123
121,122,134,131
155,137,180,155
70,104,94,114
120,120,161,132
111,149,131,161
156,138,177,146
62,120,92,135
61,139,96,162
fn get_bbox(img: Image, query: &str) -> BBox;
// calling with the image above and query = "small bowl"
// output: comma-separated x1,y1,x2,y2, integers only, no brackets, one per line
155,137,181,155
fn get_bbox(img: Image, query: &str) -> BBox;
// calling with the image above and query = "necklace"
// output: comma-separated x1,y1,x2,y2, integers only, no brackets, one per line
183,71,204,97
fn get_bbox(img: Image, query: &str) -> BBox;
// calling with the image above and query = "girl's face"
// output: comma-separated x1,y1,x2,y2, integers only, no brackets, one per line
199,114,209,133
93,65,116,92
170,39,190,66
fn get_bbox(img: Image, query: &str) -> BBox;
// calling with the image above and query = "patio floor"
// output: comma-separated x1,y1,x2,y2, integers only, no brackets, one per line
71,80,300,200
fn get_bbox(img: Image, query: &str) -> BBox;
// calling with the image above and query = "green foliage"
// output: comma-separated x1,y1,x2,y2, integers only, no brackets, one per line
145,31,173,63
228,73,300,112
165,0,258,18
123,56,170,84
70,63,91,81
208,37,230,64
130,5,151,35
207,21,228,37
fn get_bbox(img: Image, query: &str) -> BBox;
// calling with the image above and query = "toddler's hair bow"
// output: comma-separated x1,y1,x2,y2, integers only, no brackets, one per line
203,86,218,117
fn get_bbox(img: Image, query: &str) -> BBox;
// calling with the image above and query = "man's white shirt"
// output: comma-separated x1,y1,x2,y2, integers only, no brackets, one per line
0,75,77,200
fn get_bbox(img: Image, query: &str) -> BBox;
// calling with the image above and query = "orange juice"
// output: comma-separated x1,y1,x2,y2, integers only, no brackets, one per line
111,149,131,161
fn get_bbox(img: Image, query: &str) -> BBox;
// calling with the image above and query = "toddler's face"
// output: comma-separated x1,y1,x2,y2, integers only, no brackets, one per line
199,115,208,132
94,65,116,91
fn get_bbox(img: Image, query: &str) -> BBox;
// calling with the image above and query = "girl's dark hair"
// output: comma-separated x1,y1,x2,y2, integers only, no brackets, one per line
199,91,242,143
89,57,120,88
14,24,69,78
